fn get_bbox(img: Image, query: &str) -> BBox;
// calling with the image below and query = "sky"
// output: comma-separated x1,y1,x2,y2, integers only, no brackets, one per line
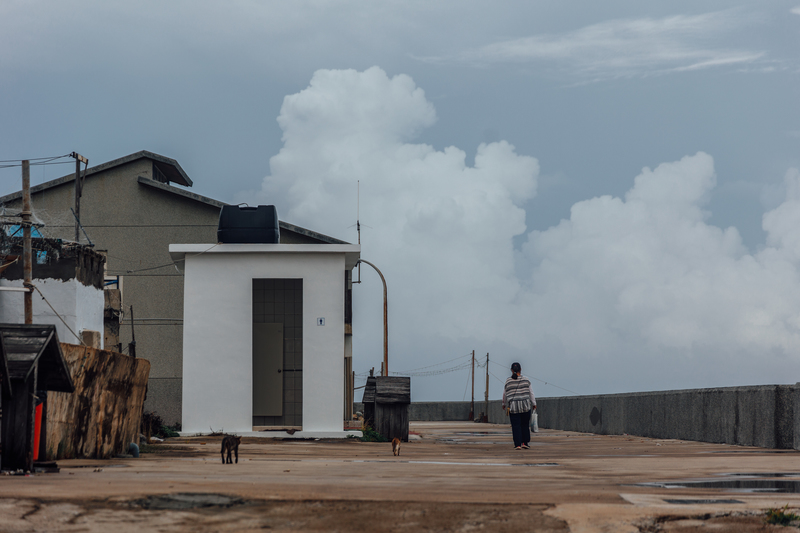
1,1,799,401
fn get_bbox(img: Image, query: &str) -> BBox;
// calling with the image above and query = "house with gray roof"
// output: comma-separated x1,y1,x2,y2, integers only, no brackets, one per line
0,151,352,426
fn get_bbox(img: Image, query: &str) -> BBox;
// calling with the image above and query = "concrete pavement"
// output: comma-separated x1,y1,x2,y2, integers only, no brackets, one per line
2,421,800,531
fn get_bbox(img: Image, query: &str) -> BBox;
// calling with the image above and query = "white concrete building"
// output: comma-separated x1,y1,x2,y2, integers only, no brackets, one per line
170,243,360,438
0,243,106,348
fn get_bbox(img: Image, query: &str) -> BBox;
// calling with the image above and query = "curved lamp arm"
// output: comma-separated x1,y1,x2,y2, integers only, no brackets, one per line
357,259,388,375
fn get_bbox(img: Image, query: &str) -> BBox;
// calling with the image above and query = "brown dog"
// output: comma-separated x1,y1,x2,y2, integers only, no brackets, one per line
391,437,401,456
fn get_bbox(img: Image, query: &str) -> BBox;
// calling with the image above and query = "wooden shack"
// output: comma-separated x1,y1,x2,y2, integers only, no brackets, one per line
373,376,410,442
361,376,376,429
0,324,74,472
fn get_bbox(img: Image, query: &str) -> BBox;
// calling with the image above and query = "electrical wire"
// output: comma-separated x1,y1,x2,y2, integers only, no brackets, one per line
488,360,579,395
116,243,220,274
0,154,72,163
391,352,472,374
0,157,75,169
29,284,86,345
390,359,472,377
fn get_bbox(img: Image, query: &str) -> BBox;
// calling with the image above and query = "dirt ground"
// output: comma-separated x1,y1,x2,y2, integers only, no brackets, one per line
2,422,800,532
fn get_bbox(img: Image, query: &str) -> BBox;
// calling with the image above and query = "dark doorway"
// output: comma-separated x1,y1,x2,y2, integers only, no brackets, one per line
252,279,303,428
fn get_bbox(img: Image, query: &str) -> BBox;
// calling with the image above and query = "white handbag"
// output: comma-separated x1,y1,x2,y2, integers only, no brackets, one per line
531,412,539,433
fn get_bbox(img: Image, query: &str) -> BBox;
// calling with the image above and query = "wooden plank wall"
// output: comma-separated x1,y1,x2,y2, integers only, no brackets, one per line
374,377,410,404
375,403,409,442
45,344,150,459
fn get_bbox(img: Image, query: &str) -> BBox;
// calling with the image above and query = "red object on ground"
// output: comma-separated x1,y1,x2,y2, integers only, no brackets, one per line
33,403,43,461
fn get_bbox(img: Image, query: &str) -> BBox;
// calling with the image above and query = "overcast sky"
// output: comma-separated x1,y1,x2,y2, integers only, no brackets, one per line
2,1,799,401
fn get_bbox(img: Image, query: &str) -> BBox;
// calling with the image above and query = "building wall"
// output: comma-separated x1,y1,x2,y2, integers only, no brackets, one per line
0,278,104,346
1,159,220,425
179,246,354,434
0,156,348,427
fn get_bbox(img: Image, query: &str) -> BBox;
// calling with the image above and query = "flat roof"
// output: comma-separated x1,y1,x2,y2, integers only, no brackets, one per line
169,243,361,271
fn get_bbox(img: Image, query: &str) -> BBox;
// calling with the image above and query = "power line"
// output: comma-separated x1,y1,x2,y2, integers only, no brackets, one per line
0,154,71,163
392,352,472,374
0,155,74,170
113,243,220,274
488,360,579,395
390,360,472,377
389,352,473,377
29,284,86,345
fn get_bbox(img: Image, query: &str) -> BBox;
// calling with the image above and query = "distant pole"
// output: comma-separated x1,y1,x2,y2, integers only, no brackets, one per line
469,350,475,420
357,259,388,376
74,157,80,242
484,353,489,423
70,152,88,243
128,305,136,358
22,160,32,324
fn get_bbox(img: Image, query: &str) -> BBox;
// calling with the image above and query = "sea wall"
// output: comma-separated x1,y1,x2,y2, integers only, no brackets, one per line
356,383,800,450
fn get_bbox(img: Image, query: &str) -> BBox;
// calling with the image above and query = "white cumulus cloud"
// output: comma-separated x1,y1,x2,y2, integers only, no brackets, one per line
251,67,800,398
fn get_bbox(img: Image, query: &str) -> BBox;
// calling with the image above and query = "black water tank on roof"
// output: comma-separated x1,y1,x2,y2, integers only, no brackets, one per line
217,205,280,244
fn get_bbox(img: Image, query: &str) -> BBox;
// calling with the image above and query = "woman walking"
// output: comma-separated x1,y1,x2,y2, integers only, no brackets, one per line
502,362,536,449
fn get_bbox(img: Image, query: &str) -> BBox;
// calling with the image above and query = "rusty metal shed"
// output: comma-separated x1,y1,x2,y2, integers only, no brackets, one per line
0,324,74,472
0,331,9,398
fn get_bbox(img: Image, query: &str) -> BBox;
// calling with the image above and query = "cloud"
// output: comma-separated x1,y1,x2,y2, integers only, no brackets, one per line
252,67,800,398
429,11,765,80
792,6,800,15
519,160,800,356
255,67,539,345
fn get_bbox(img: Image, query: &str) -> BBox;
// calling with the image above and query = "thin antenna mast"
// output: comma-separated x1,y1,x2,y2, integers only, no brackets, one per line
352,180,364,284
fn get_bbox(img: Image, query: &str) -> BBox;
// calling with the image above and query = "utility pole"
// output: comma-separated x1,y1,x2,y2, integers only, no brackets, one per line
469,350,475,421
22,160,32,324
70,152,88,243
483,352,489,423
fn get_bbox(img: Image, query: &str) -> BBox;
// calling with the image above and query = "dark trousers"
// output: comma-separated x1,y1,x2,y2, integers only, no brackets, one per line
510,410,531,447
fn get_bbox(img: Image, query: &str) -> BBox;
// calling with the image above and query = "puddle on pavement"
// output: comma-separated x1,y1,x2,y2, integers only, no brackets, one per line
128,493,248,510
349,460,558,467
664,499,745,505
717,472,800,478
62,464,130,469
454,432,510,436
704,450,799,454
588,455,657,458
438,439,544,445
636,479,800,493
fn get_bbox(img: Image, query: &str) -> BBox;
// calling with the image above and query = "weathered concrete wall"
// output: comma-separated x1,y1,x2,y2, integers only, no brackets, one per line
374,384,800,449
46,343,150,459
355,401,508,424
535,385,797,449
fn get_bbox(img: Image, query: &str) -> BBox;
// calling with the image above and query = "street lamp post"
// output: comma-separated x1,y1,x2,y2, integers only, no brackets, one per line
357,259,388,376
